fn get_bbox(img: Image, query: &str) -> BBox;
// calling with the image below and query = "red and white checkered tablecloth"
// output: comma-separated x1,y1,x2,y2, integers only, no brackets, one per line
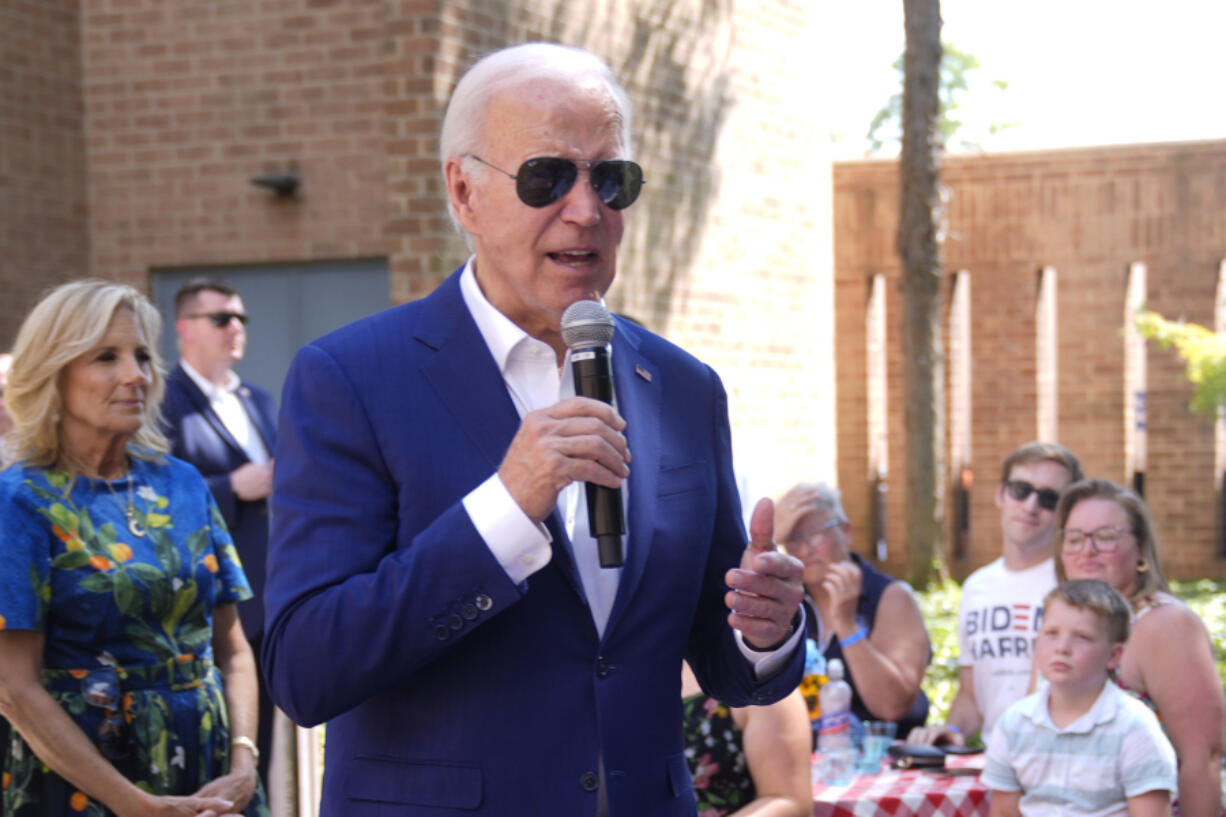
812,755,989,817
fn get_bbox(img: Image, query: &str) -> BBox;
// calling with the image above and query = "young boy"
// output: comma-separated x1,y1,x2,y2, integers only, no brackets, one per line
982,579,1177,817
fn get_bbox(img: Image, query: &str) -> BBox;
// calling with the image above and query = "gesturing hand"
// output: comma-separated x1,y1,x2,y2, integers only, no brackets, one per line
725,497,805,650
498,396,631,523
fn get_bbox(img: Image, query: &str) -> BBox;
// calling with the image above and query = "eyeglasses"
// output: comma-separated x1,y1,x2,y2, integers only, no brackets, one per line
81,667,133,760
1003,479,1061,511
465,154,645,210
1060,525,1132,554
787,518,844,548
186,311,248,328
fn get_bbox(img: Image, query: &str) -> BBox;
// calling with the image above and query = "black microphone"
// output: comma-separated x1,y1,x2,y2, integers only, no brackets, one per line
560,300,626,568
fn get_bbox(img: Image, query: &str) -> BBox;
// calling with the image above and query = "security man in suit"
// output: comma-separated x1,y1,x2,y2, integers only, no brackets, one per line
161,277,277,786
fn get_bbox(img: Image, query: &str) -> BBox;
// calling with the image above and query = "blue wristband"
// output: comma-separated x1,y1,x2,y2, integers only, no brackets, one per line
838,625,869,649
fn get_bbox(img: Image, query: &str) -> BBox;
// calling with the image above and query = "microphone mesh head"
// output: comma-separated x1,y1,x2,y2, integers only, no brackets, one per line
561,300,615,349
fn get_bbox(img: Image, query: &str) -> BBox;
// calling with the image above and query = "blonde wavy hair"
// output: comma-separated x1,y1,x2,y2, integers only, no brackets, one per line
4,279,169,469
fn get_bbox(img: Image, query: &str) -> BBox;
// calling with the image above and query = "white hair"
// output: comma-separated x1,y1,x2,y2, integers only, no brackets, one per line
797,481,849,523
438,42,633,236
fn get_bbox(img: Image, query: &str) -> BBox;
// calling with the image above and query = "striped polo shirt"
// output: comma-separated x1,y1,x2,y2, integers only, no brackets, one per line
982,679,1176,817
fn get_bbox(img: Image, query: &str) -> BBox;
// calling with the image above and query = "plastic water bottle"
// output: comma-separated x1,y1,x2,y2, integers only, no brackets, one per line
817,658,855,784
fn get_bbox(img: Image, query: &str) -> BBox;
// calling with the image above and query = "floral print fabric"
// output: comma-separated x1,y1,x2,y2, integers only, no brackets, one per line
682,692,754,817
0,456,267,816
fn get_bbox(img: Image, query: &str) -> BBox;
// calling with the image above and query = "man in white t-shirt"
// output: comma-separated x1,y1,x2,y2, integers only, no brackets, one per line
909,441,1082,748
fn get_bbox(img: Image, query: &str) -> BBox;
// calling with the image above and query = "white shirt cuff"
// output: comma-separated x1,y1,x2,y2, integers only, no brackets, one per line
734,605,807,679
462,474,552,585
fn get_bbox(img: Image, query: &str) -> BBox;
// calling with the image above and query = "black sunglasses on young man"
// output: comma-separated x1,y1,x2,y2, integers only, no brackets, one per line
186,311,249,328
1003,479,1061,511
465,154,645,210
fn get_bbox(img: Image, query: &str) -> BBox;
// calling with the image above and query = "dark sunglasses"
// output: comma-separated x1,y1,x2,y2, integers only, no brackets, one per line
466,154,645,210
186,311,248,328
1003,479,1061,511
81,667,133,761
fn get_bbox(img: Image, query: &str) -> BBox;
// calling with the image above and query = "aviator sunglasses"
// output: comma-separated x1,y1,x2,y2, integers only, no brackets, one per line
465,154,645,210
1003,479,1061,511
186,311,249,328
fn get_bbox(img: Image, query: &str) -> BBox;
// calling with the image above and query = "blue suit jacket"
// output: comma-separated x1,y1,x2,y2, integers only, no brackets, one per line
262,269,804,817
161,364,277,639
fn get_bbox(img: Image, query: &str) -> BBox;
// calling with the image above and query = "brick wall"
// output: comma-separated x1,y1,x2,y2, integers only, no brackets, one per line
834,140,1226,580
79,0,389,284
0,0,90,348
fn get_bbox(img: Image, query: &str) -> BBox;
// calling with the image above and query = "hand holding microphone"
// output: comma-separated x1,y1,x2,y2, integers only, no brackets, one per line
495,302,630,548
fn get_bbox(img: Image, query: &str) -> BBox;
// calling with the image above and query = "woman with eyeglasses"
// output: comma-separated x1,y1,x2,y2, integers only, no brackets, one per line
0,281,267,817
1055,478,1224,816
775,482,932,740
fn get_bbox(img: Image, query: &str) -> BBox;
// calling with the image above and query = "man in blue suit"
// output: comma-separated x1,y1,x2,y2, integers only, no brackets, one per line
162,277,277,784
263,43,807,817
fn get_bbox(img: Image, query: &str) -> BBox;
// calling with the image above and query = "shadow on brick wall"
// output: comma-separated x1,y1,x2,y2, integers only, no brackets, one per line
555,0,735,332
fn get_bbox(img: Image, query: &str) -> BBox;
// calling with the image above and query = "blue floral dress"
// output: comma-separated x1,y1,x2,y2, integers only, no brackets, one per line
0,455,268,816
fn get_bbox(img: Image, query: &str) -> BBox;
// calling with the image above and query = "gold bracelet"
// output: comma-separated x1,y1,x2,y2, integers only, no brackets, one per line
231,735,260,761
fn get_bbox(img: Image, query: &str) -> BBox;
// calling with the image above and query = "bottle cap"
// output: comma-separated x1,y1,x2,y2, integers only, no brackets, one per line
828,657,845,681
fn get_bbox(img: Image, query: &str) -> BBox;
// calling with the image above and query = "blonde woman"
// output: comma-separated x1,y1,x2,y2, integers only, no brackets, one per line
0,281,267,817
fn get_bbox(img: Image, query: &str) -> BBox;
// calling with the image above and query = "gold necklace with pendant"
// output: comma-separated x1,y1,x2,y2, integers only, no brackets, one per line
104,475,146,538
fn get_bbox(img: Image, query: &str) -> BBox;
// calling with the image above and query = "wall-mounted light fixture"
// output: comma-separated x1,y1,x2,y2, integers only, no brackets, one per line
250,171,300,197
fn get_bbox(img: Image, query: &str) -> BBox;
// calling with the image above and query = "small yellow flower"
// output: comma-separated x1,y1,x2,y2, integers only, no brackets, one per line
203,554,219,574
108,543,134,563
70,791,90,811
89,555,114,571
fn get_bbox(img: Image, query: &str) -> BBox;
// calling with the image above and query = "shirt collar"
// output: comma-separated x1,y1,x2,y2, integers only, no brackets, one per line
459,257,614,373
1021,678,1119,733
459,258,539,374
179,358,240,400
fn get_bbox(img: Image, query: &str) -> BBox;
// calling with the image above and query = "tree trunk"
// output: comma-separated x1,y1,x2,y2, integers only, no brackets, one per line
897,0,945,587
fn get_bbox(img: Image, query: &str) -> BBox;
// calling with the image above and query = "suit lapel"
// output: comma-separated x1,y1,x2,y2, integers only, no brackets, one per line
415,274,584,598
172,366,246,457
604,323,660,636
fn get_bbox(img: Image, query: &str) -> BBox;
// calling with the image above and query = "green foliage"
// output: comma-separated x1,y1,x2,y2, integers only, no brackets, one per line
914,576,962,723
1135,310,1226,414
915,578,1226,725
867,42,1016,155
1172,579,1226,699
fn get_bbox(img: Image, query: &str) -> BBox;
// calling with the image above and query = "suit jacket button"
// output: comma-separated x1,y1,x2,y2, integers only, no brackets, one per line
448,613,464,630
579,771,599,792
461,603,479,620
596,658,612,677
433,624,450,641
474,594,493,611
